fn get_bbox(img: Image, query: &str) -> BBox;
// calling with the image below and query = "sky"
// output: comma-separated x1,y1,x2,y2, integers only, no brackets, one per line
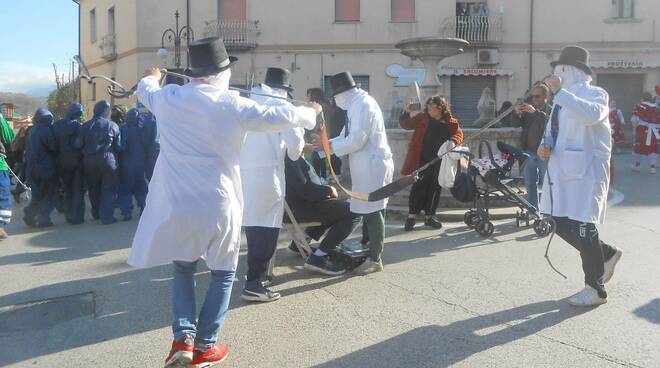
0,0,79,96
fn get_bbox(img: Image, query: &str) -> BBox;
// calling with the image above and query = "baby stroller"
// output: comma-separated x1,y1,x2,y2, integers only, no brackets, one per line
462,141,553,238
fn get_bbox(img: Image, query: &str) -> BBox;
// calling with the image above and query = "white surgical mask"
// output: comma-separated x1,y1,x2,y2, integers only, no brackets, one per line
334,88,357,110
193,68,232,91
553,65,591,91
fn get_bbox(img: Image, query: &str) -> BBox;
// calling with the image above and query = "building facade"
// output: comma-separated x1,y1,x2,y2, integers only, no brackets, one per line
75,0,660,124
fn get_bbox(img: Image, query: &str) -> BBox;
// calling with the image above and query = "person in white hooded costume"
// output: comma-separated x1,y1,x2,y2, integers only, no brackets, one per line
314,72,394,275
538,46,623,308
239,67,308,303
127,38,320,367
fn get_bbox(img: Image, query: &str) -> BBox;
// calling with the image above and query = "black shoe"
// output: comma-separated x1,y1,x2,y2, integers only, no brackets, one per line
36,221,54,228
424,216,443,229
288,240,316,256
304,253,346,275
404,217,416,232
241,281,281,303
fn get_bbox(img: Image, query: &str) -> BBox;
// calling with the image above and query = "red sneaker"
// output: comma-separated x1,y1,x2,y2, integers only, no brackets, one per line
191,344,229,367
164,335,194,367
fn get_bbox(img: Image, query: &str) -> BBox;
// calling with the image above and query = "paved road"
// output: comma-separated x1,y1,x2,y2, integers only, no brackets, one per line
0,153,658,367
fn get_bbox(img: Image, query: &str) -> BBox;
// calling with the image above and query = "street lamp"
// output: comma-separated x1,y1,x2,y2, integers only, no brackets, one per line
158,10,194,70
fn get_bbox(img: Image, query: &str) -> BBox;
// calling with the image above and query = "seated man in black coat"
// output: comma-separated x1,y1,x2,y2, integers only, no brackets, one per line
285,155,360,275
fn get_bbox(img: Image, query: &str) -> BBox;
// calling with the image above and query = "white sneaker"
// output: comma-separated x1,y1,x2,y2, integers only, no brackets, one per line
603,247,623,283
567,285,607,307
650,167,657,174
354,259,384,275
632,164,641,172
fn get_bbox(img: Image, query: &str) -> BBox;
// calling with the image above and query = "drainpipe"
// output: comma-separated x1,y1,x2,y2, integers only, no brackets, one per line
529,0,534,89
186,0,191,67
72,0,81,103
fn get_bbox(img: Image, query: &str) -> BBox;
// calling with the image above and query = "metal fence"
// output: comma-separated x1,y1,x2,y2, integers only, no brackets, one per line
442,16,503,47
204,20,258,49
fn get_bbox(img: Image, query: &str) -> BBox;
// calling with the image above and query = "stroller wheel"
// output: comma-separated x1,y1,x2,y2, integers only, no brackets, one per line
466,213,480,228
533,219,554,237
476,221,494,237
463,210,476,225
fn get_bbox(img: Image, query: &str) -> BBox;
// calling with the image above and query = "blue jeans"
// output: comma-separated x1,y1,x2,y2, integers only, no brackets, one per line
523,152,547,209
0,171,11,228
172,261,235,349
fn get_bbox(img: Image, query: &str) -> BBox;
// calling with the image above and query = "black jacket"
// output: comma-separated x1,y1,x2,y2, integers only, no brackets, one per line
511,105,549,152
285,156,333,206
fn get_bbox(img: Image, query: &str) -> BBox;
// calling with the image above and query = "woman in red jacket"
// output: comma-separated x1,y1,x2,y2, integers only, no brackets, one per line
400,95,463,231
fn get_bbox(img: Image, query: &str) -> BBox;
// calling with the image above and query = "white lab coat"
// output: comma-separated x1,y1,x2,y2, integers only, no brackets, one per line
539,84,611,224
330,89,394,214
127,76,316,271
240,84,308,228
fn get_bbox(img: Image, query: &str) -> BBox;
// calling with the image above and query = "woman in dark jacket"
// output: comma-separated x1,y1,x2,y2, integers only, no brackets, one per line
400,95,463,231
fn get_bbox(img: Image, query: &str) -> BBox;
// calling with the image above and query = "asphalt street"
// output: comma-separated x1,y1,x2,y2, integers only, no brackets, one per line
0,152,658,367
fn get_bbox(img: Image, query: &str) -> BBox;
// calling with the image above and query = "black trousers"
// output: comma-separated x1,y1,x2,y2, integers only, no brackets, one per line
408,160,441,215
553,217,617,298
244,226,280,282
290,199,360,253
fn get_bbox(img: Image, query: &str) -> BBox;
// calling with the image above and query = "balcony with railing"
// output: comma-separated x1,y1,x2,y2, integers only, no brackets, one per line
440,16,503,47
204,20,259,50
99,33,117,61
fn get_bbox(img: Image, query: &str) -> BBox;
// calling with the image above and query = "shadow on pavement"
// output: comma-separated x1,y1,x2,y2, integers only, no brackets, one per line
311,299,589,368
633,298,660,324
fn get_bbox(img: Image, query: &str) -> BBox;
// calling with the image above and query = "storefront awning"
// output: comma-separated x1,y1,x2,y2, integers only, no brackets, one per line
438,68,514,76
590,60,660,69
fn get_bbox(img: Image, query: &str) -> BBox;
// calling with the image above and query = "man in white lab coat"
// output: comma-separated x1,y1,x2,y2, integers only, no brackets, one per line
127,38,320,367
316,72,394,275
240,67,310,302
538,46,623,308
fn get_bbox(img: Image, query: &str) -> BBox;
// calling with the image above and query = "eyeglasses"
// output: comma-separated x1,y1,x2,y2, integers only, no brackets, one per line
532,94,544,99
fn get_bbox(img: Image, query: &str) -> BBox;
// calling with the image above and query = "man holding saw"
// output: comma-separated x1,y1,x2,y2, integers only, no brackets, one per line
314,72,394,275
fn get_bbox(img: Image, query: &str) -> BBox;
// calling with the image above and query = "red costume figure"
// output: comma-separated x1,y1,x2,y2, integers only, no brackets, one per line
608,100,626,145
631,92,660,174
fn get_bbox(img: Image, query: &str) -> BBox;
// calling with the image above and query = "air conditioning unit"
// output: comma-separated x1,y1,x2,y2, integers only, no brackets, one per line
477,49,500,65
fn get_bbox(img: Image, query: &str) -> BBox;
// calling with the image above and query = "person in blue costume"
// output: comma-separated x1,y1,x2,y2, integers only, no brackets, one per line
138,103,159,181
117,108,148,221
75,100,121,224
52,103,86,224
23,108,58,228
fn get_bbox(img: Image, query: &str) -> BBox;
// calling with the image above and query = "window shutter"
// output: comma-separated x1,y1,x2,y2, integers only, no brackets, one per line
392,0,415,22
336,0,360,22
218,0,246,20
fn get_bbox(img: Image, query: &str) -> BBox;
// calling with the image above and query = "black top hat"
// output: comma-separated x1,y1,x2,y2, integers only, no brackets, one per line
264,67,294,92
186,37,238,78
550,45,592,75
330,72,357,96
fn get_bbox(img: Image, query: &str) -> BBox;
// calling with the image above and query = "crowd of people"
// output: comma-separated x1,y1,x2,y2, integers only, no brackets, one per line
0,39,650,367
0,99,159,235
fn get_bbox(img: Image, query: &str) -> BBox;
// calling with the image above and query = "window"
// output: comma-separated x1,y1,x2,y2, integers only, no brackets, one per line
218,0,246,20
323,75,369,97
391,0,415,22
335,0,360,22
108,7,115,35
90,8,97,43
611,0,634,18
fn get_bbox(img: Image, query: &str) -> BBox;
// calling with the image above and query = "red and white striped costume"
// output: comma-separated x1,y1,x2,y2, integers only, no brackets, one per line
631,102,659,155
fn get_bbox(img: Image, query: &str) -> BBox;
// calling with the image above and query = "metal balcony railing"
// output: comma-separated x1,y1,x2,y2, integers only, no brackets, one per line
100,33,117,61
204,20,259,50
441,16,503,47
